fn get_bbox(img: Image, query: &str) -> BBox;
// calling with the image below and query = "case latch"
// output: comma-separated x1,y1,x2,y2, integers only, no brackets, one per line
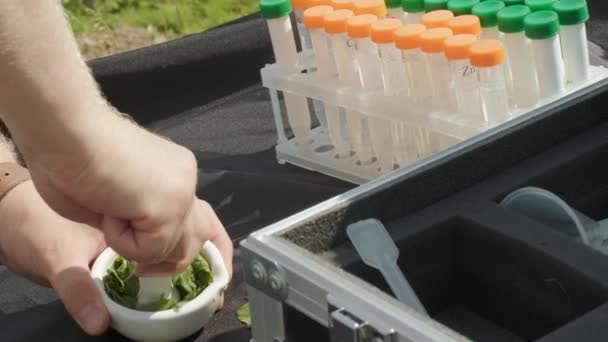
329,308,395,342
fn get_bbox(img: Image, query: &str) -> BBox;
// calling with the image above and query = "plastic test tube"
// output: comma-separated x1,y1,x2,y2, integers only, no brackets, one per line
385,0,405,21
524,0,556,11
373,19,406,95
325,9,357,84
497,5,539,108
352,16,400,172
472,1,508,91
444,34,483,117
395,24,438,157
326,9,376,163
402,0,426,24
447,14,482,35
372,18,414,167
472,0,506,40
291,0,311,52
395,24,433,102
292,0,331,136
447,0,481,16
346,14,381,165
469,39,510,123
424,0,449,12
304,6,352,157
553,0,590,86
420,27,454,112
524,11,566,100
353,2,401,172
446,16,480,109
261,0,312,145
292,0,330,52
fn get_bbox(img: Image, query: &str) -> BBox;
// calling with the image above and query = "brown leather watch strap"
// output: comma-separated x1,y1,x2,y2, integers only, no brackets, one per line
0,162,31,201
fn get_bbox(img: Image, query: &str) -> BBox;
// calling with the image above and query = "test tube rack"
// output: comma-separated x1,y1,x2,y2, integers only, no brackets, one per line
262,48,608,184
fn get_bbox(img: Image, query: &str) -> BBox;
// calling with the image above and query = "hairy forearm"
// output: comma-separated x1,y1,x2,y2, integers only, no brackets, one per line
0,1,110,155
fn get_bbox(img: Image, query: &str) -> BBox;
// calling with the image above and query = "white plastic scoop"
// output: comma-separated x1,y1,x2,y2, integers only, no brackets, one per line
347,219,428,315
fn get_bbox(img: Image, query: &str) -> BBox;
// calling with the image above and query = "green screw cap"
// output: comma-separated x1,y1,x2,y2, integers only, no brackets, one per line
498,4,531,32
524,0,556,11
260,0,292,19
386,0,402,8
525,10,560,39
425,0,449,11
472,0,506,27
447,0,481,15
553,0,589,25
503,0,525,5
403,0,426,12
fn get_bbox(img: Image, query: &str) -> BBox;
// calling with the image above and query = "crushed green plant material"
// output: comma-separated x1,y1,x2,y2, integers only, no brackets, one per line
103,254,213,311
237,302,251,327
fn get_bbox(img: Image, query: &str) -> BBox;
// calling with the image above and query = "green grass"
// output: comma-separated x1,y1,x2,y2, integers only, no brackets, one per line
63,0,259,39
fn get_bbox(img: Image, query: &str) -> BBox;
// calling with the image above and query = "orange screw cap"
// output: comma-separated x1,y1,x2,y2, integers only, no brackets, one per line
447,15,481,35
394,24,427,50
444,33,477,59
325,9,356,34
347,14,379,38
371,18,403,44
304,5,335,29
420,27,453,53
421,10,455,28
469,39,506,67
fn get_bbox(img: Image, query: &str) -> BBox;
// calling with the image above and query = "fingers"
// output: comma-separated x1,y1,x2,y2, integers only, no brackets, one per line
50,265,110,336
101,216,176,264
135,234,198,276
136,200,233,278
135,202,201,276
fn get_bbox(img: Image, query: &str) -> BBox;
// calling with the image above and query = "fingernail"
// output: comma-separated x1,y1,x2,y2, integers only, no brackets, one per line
77,304,105,334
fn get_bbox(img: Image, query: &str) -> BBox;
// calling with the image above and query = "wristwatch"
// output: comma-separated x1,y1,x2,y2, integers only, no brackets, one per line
0,162,31,201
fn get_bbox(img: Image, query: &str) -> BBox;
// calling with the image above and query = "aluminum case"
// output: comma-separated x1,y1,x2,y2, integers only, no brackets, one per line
242,45,608,342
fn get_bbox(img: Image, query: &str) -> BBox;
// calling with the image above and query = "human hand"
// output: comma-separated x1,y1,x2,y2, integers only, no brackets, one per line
0,1,232,278
0,181,110,335
19,114,233,277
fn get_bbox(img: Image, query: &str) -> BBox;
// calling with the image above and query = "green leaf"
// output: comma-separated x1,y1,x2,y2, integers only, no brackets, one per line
103,256,139,309
173,265,198,300
237,303,251,327
193,255,214,286
104,253,214,311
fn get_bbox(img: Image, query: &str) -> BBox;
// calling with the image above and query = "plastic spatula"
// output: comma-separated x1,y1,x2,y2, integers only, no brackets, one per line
347,219,428,315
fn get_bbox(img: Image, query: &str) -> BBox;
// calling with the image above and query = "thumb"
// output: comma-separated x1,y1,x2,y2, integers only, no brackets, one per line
51,265,110,336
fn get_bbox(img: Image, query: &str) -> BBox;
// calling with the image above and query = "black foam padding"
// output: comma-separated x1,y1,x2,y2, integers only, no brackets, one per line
434,307,525,342
339,216,608,341
89,13,274,126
